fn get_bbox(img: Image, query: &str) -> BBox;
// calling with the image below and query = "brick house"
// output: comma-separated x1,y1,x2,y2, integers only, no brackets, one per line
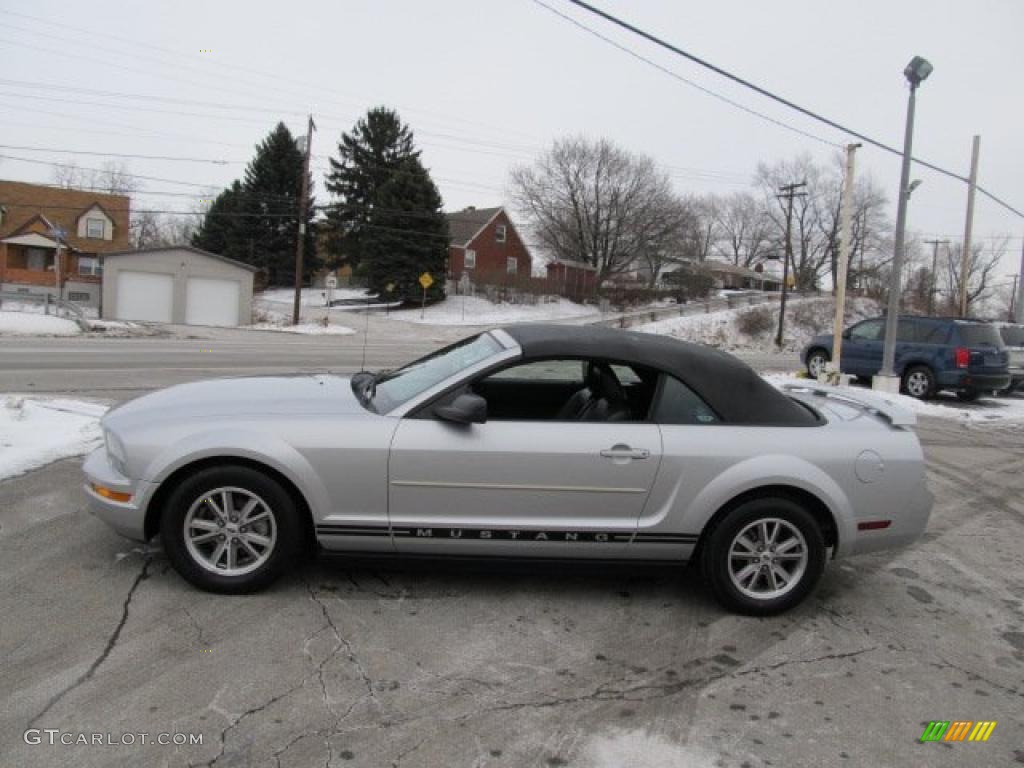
446,206,532,287
0,180,131,308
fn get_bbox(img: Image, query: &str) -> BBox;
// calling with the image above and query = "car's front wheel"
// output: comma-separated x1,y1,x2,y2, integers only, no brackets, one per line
700,497,826,615
805,349,829,379
160,465,302,593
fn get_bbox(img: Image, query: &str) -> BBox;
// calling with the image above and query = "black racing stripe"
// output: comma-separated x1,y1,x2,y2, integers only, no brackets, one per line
315,525,698,544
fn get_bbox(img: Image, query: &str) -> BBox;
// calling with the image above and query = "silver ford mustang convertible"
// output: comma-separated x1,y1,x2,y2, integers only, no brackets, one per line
84,324,932,614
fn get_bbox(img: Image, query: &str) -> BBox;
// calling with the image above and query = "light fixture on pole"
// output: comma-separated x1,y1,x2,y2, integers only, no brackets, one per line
876,56,932,393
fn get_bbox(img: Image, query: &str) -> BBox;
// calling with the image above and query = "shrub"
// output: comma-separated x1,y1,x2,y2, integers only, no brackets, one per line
737,306,774,336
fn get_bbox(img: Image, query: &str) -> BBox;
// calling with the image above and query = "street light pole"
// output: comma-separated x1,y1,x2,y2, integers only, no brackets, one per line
877,56,932,390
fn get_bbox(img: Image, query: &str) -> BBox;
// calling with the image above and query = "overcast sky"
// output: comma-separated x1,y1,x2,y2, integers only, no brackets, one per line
1,0,1021,277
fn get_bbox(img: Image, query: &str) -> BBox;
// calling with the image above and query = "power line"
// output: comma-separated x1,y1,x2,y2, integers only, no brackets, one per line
0,144,238,166
554,0,1023,219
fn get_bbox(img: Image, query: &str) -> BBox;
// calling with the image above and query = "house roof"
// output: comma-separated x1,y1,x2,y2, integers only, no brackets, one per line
102,245,260,273
502,324,817,425
0,179,130,254
446,206,503,248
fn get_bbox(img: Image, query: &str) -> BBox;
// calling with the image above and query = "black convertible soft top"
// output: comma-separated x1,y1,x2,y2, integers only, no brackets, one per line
502,324,817,426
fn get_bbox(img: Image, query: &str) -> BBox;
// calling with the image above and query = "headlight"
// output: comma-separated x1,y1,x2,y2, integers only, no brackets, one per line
104,429,128,475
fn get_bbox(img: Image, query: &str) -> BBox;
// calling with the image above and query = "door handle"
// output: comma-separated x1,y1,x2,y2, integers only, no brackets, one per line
600,445,650,460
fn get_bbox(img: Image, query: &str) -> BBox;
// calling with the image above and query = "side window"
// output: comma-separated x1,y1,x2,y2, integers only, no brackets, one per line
487,359,584,383
652,376,719,425
918,321,949,344
896,319,918,342
849,319,883,341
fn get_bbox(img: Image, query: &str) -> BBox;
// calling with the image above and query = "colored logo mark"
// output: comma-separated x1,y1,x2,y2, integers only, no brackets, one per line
920,721,996,743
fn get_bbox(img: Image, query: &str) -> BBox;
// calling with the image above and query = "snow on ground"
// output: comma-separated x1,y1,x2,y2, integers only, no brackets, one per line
0,310,81,336
0,396,108,480
636,296,880,353
257,287,371,307
248,321,357,336
765,373,1024,425
392,294,599,326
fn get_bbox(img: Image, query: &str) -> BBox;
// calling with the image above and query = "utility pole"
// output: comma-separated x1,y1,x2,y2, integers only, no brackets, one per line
1016,237,1024,323
1010,274,1019,322
923,238,949,315
292,113,316,326
829,145,860,382
958,135,980,317
774,181,807,348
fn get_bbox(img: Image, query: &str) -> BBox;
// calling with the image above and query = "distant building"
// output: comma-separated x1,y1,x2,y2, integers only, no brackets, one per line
0,180,130,308
545,258,598,299
446,206,533,286
702,260,782,291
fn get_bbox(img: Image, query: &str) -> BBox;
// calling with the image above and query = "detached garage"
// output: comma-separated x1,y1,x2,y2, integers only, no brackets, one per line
102,246,256,327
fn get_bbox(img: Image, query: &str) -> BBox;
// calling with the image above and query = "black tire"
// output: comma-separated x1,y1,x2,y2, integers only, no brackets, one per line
901,365,936,400
956,389,981,402
700,497,826,616
159,465,303,593
805,348,830,379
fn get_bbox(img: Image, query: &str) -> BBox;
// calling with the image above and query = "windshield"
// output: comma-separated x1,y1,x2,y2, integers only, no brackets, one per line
370,332,503,412
956,323,1005,348
998,324,1024,347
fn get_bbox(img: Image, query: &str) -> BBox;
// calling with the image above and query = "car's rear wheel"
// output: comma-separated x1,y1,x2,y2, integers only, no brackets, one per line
160,465,302,593
901,365,936,400
805,349,829,379
701,497,826,615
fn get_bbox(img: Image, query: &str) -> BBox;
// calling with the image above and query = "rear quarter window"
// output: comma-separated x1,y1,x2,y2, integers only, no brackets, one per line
999,325,1024,347
955,324,1005,348
652,375,719,425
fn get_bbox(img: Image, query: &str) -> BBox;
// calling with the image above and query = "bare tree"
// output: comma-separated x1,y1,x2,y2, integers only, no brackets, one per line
756,153,890,291
510,137,681,282
51,160,139,195
713,191,771,267
942,238,1007,315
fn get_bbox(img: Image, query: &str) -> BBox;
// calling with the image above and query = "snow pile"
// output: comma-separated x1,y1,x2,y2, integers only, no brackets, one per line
394,295,598,326
248,322,357,336
0,310,81,336
637,297,881,352
765,374,1024,424
0,396,108,480
257,287,371,307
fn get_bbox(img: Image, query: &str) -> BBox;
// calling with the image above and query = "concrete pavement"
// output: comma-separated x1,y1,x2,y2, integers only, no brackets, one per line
0,418,1022,767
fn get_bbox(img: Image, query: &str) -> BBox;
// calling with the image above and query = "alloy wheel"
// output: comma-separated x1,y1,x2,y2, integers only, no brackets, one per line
184,487,278,576
727,517,808,600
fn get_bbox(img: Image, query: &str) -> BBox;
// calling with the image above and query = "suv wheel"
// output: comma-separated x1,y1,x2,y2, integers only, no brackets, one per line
901,365,935,400
805,349,829,379
700,497,826,616
160,465,302,593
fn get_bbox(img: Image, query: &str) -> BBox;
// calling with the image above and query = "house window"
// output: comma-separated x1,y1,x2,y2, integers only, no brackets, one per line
464,250,476,269
507,257,518,275
78,256,102,276
495,224,507,243
68,291,91,302
26,248,49,271
86,218,105,239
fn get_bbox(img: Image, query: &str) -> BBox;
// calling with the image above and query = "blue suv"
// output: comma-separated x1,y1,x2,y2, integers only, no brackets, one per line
801,315,1010,400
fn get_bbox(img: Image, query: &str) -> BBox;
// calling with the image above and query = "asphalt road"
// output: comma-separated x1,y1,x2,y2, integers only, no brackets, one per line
1,414,1022,767
0,331,801,401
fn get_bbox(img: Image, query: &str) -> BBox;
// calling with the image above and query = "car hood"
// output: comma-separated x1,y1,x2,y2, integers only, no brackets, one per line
103,374,367,431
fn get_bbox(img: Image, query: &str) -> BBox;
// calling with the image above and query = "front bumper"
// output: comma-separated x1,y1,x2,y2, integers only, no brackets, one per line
82,447,154,541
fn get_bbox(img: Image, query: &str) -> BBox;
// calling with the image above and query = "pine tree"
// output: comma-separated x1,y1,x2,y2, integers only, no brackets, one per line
192,122,316,285
324,107,447,298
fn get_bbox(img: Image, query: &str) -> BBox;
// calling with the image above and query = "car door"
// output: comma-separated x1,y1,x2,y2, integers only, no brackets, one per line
842,318,884,375
387,359,664,558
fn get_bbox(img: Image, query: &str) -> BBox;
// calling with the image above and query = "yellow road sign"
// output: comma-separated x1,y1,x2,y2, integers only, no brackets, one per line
418,272,434,289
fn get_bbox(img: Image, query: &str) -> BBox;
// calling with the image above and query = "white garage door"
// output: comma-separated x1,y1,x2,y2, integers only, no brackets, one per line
185,277,240,327
115,271,173,323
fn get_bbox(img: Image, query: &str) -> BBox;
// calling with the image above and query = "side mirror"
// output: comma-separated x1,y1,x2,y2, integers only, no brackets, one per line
435,394,487,425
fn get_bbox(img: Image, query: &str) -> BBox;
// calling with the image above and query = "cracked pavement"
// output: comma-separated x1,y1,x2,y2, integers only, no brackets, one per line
1,416,1023,767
